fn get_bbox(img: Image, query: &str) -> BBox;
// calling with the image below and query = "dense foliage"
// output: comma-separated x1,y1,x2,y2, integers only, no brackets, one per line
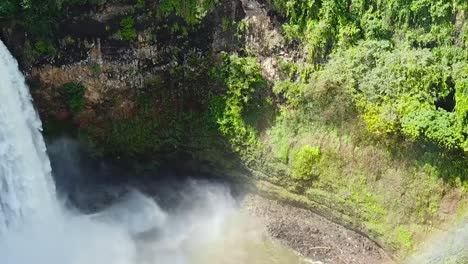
267,0,468,151
4,0,468,257
120,17,137,41
0,0,217,38
0,0,99,36
307,42,468,150
291,145,321,180
269,0,467,60
208,54,268,158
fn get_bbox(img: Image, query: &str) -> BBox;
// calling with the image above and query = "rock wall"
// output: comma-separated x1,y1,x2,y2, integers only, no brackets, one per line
1,0,247,123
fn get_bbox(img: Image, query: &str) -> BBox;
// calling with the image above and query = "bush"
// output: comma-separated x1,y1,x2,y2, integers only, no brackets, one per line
89,63,101,78
273,81,305,108
268,0,461,62
62,82,86,114
158,0,217,24
0,1,16,18
401,107,463,149
291,145,321,180
120,17,137,41
208,54,267,157
305,40,468,151
34,40,56,56
395,226,413,250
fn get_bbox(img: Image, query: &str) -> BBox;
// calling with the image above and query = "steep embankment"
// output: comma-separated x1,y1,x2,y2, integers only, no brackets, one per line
1,0,468,262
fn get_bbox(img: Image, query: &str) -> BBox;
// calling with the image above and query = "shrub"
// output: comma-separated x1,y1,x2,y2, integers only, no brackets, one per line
120,17,137,41
401,107,463,149
158,0,217,24
395,226,413,250
291,145,321,180
305,40,468,151
34,40,56,56
62,82,86,114
273,81,305,108
208,54,267,157
0,1,16,18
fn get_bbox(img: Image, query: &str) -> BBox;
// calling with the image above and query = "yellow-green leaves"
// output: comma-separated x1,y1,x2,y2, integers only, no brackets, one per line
208,54,267,158
292,145,321,180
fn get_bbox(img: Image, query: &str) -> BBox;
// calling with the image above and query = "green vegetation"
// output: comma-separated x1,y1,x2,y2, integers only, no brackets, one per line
87,99,188,156
82,53,229,161
62,82,86,114
208,53,268,159
395,226,414,250
291,145,320,180
256,101,467,252
0,0,217,59
263,0,468,152
158,0,218,24
0,0,101,36
6,0,468,260
34,40,56,57
89,63,101,78
120,17,137,41
233,1,467,256
310,42,468,150
0,0,98,63
200,0,468,255
268,0,467,61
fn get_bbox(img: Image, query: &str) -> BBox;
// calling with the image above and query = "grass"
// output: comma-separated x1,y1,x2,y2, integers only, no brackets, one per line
248,106,468,256
62,82,86,114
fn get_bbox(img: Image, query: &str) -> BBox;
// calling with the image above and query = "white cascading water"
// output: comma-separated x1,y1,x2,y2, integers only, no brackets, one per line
0,40,58,232
0,40,306,264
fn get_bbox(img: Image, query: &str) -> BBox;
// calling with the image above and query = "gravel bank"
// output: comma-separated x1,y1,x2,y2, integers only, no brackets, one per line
242,193,394,264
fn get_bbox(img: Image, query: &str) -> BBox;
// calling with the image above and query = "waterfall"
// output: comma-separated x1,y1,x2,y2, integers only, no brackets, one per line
0,40,305,264
0,40,57,232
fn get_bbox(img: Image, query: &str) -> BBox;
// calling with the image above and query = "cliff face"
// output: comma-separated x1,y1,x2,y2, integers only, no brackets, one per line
3,0,242,121
2,1,467,260
0,1,255,169
1,0,293,164
2,0,298,176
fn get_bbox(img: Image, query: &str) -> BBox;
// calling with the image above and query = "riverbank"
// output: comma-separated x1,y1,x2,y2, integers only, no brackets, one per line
242,193,394,264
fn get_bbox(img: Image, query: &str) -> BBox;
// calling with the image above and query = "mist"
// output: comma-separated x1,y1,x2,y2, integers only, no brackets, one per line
0,137,305,264
405,220,468,264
